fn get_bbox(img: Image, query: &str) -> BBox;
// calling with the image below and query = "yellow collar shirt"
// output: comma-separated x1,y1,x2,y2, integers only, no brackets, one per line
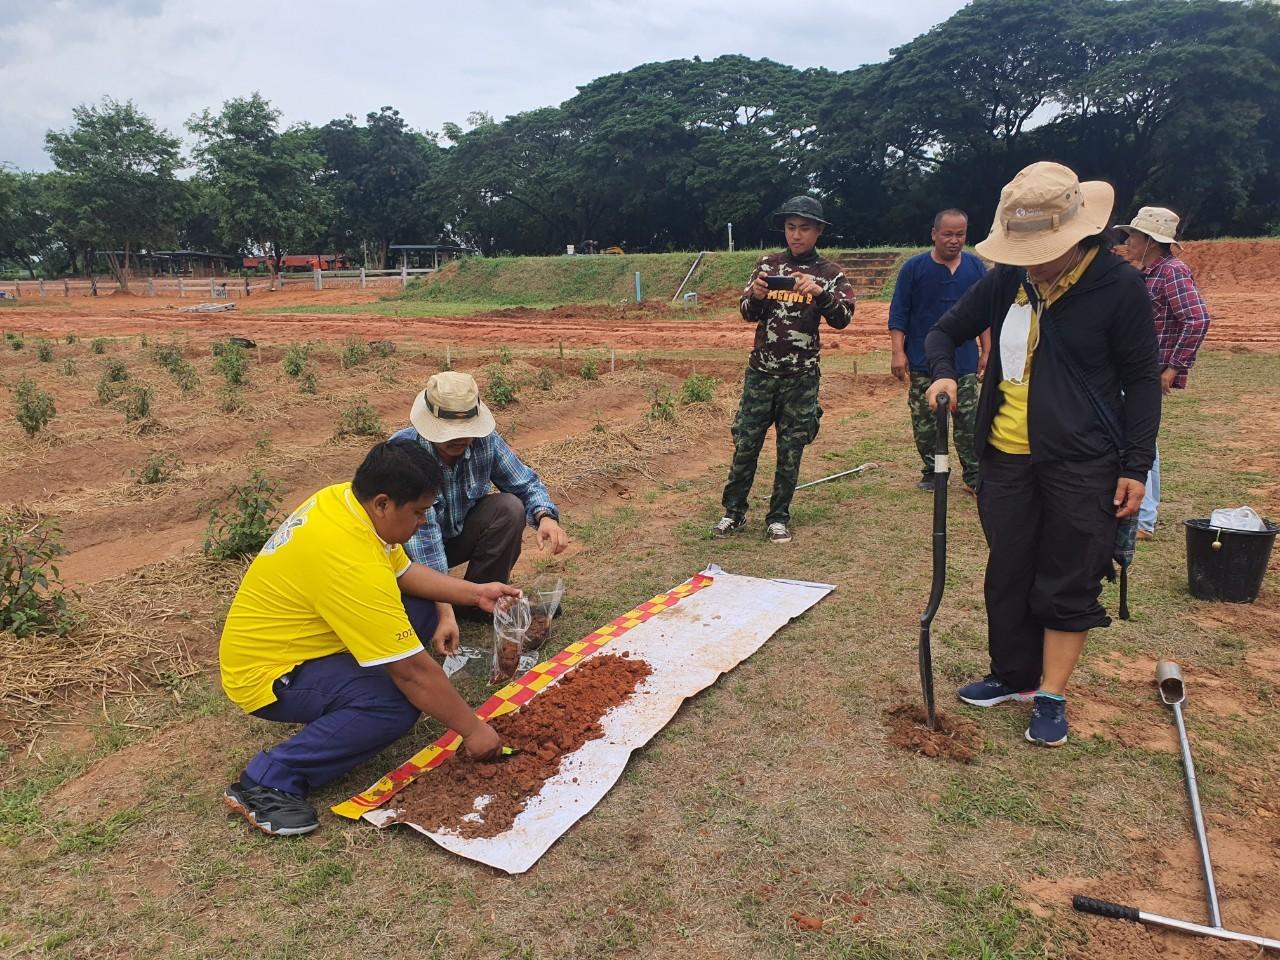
218,482,422,713
989,248,1098,454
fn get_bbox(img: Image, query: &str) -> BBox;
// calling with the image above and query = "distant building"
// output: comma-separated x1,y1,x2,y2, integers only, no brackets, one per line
241,254,354,273
389,244,474,271
95,250,239,278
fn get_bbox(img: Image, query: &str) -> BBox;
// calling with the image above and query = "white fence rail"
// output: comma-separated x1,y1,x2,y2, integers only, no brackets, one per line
0,266,437,301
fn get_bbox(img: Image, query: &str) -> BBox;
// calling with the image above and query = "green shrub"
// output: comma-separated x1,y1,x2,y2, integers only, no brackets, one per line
61,358,76,377
486,369,518,408
335,396,384,438
150,342,185,372
95,374,120,406
64,333,77,345
340,338,368,369
679,373,719,405
138,334,149,348
218,385,243,413
376,361,400,385
368,339,395,359
299,370,317,395
497,345,513,365
35,340,54,362
8,334,24,351
13,378,56,436
0,513,77,637
536,368,553,391
90,337,108,354
118,383,153,423
171,359,199,394
647,389,676,422
203,470,282,560
282,343,309,378
104,359,129,383
213,343,248,386
580,359,600,381
135,452,182,485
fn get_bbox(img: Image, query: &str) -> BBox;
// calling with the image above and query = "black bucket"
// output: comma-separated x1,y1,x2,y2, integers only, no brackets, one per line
1184,518,1278,603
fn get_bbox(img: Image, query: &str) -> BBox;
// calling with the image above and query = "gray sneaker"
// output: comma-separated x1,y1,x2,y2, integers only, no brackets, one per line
711,515,746,539
766,522,793,544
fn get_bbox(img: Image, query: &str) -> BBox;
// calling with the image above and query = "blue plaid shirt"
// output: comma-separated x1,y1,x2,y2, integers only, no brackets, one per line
391,427,559,573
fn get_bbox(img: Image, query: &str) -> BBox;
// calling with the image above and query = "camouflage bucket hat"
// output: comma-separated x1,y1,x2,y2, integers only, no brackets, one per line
773,195,830,228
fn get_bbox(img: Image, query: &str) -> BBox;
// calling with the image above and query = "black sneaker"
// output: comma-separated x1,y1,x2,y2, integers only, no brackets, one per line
711,515,747,539
224,779,319,836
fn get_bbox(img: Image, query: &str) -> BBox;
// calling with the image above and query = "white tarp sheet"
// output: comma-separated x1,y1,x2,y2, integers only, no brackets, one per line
366,567,833,873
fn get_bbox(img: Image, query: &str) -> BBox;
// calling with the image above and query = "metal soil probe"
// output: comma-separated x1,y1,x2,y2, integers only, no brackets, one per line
917,394,950,731
1072,659,1280,952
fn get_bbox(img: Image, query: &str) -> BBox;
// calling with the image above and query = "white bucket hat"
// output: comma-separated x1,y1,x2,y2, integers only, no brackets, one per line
409,372,496,443
975,161,1115,266
1115,206,1182,251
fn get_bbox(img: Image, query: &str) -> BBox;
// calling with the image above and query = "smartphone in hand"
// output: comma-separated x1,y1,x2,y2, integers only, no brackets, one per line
764,275,796,290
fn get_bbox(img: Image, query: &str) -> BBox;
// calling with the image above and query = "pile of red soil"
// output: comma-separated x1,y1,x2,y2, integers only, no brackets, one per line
392,652,652,838
884,702,984,761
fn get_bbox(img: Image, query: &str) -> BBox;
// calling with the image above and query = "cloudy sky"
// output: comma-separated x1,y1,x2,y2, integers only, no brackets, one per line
1,0,968,172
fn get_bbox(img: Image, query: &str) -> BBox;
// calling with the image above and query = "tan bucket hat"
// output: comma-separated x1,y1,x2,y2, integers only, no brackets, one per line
975,161,1115,266
409,372,496,443
1116,206,1182,251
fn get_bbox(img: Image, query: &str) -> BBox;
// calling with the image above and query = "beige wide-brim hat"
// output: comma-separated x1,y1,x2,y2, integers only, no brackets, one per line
409,372,496,443
975,161,1115,266
1115,206,1182,251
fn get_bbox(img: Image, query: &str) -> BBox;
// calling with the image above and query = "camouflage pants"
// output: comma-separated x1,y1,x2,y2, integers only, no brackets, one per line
908,372,979,488
721,366,822,526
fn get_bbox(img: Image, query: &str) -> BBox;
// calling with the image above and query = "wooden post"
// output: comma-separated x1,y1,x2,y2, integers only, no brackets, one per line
63,278,70,297
360,267,366,289
210,277,216,298
177,276,183,298
38,279,45,298
314,267,322,291
610,349,616,373
401,260,408,289
147,277,155,297
13,281,19,299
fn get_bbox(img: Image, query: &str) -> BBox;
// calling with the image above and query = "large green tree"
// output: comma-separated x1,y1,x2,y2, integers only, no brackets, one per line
318,106,447,268
187,93,330,274
44,99,187,290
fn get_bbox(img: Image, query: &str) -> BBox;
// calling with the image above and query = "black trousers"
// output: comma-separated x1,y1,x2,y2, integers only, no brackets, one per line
446,492,526,584
978,449,1119,691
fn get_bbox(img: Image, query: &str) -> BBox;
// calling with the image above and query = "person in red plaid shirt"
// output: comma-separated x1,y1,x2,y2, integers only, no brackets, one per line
1117,206,1211,539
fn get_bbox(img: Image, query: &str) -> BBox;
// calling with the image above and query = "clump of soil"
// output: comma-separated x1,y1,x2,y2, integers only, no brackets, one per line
884,702,984,761
525,612,552,651
490,636,522,684
392,652,653,838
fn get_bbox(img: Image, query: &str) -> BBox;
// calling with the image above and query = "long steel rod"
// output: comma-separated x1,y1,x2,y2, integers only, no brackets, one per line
1073,897,1280,951
795,462,877,490
1171,698,1223,928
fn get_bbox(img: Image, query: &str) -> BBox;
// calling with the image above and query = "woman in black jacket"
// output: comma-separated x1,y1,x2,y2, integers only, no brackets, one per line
925,161,1160,748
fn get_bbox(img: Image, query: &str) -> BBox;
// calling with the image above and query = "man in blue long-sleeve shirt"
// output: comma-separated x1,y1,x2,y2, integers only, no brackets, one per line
392,372,568,628
888,209,989,492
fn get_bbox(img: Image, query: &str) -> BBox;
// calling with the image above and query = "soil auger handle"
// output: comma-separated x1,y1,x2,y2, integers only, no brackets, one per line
918,394,951,730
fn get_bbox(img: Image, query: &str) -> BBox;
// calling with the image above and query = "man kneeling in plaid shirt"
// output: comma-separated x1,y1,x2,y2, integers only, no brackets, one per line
1117,206,1211,540
392,372,569,627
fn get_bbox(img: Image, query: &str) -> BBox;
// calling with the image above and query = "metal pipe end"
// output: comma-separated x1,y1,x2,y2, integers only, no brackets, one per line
1156,659,1185,705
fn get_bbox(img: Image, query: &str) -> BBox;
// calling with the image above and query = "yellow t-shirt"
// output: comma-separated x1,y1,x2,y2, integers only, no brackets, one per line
218,482,422,712
989,248,1098,454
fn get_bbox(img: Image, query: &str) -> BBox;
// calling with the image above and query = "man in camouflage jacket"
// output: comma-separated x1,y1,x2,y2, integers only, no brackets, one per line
712,196,856,544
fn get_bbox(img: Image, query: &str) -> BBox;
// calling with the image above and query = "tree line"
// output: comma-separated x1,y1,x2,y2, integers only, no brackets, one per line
1,0,1277,285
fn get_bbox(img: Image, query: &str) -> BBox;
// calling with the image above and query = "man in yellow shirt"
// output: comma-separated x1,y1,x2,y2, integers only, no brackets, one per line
219,439,519,836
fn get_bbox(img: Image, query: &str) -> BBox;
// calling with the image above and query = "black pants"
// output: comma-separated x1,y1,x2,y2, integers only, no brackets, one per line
446,492,526,584
978,450,1119,691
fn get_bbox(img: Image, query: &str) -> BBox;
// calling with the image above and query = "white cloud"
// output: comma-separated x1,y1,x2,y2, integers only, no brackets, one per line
0,0,966,171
